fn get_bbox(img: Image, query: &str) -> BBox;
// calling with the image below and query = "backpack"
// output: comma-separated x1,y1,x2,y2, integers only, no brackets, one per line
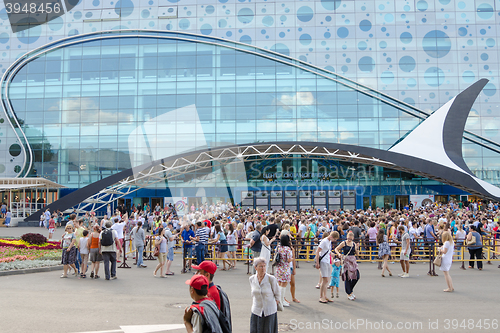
190,299,231,333
216,286,232,333
100,228,114,246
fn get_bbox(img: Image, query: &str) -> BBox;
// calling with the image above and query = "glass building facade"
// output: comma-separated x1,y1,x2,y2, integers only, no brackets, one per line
1,0,500,209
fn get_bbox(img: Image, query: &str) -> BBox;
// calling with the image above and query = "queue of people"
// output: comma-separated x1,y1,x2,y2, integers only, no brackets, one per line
51,199,500,333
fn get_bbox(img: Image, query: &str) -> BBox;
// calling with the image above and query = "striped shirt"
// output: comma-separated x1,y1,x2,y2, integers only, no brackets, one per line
196,227,209,244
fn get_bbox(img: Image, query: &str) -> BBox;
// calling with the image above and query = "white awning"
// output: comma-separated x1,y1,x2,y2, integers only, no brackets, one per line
0,178,65,190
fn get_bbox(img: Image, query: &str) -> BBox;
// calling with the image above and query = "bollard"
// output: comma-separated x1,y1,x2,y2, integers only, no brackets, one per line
118,237,131,269
182,245,187,274
427,241,438,276
460,243,466,270
487,237,492,265
144,236,156,260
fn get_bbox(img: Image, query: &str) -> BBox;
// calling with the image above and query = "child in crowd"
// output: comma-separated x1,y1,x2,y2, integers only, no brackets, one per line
48,215,56,240
79,230,89,278
330,258,342,299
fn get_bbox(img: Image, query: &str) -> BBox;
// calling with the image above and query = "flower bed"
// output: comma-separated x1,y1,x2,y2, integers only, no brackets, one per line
0,246,61,262
0,238,61,250
0,259,61,271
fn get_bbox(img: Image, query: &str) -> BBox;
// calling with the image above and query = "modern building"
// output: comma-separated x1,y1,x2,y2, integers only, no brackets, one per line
0,0,499,217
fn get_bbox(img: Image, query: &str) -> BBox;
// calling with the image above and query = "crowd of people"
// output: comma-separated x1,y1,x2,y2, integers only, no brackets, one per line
48,199,500,332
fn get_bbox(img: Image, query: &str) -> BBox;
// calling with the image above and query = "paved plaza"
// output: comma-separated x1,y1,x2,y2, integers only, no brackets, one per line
1,228,498,333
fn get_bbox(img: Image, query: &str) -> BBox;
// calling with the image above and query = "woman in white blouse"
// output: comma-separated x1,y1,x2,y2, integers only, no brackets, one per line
249,257,280,333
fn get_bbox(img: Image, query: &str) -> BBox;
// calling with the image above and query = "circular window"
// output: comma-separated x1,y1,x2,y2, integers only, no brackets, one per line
9,144,21,157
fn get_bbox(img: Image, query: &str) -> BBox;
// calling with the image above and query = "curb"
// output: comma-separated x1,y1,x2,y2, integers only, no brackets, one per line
0,264,63,277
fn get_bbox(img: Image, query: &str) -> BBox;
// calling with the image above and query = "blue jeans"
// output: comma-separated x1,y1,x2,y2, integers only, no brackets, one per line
369,242,376,260
136,245,144,267
195,243,205,265
75,249,81,272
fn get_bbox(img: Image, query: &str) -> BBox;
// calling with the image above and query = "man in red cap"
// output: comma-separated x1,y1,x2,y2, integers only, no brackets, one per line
192,260,232,331
183,275,223,333
192,261,220,309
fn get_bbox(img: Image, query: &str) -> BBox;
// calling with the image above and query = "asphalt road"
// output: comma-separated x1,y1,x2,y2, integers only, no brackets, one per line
1,227,499,333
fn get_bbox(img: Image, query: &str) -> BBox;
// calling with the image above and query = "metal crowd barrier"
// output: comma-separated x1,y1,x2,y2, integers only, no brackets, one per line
117,231,499,276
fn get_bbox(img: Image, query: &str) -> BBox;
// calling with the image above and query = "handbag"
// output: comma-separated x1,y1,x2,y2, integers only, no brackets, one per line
433,254,442,267
268,275,283,312
466,235,476,246
272,246,281,267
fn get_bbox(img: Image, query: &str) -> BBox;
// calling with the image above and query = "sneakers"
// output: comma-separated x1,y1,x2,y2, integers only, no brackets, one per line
111,276,117,280
140,264,147,268
398,273,405,277
348,295,355,301
400,273,409,278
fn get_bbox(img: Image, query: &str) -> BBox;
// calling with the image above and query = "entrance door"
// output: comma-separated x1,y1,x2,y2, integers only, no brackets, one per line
151,198,163,211
396,195,409,210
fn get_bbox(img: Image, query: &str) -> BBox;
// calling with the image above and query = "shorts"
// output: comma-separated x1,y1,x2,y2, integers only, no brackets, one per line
89,248,102,262
158,252,167,264
228,245,236,252
219,240,228,253
320,261,332,278
400,250,411,261
167,247,174,261
49,228,55,234
329,277,339,288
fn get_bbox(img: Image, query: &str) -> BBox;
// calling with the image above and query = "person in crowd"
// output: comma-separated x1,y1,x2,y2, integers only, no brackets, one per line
249,257,280,333
73,220,85,275
377,229,392,277
164,222,178,276
399,225,411,278
439,231,455,292
455,223,466,262
88,224,102,279
280,227,300,304
111,213,127,262
191,221,209,265
4,209,11,227
329,258,342,299
182,223,196,272
259,226,276,272
275,234,293,308
335,231,360,301
315,231,335,304
60,224,78,278
226,223,237,269
132,220,147,268
466,225,483,270
48,214,56,240
183,275,223,333
249,224,263,272
304,226,315,262
192,259,232,331
99,221,122,280
153,227,168,277
79,230,90,278
210,223,231,271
